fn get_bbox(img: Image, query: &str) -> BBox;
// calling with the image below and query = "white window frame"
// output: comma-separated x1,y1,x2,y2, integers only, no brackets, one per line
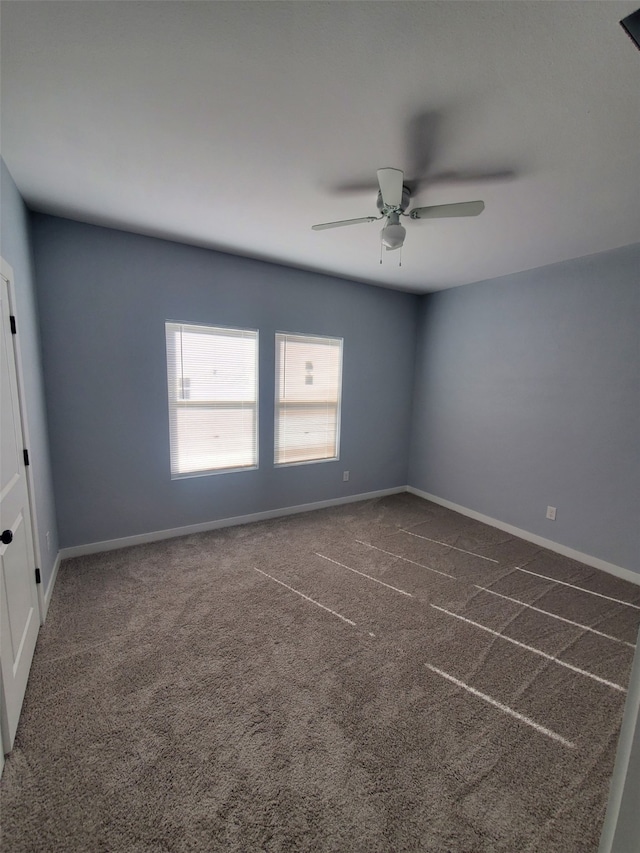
274,331,343,468
165,321,259,479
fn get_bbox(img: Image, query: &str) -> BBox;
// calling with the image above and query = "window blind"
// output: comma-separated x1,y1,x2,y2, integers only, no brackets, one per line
274,332,342,466
165,322,258,477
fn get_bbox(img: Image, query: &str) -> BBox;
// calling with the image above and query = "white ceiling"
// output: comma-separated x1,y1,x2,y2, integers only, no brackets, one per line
2,1,639,293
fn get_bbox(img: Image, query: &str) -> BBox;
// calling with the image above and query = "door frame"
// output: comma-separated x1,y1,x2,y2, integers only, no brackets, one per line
0,256,44,624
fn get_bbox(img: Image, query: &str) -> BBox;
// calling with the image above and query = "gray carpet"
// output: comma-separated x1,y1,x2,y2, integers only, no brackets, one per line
2,493,639,852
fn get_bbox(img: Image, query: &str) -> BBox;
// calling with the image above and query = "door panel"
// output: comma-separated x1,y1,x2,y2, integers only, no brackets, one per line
0,271,40,751
4,512,35,657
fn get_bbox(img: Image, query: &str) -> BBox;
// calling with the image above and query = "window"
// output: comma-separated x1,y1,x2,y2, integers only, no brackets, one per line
165,322,258,477
275,332,343,466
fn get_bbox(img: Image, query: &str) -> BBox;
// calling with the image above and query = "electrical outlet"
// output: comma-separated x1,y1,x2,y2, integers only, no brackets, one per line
46,531,51,552
343,471,350,482
546,506,557,521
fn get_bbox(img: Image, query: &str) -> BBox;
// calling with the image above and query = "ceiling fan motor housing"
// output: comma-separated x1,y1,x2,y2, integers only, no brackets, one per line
377,185,411,214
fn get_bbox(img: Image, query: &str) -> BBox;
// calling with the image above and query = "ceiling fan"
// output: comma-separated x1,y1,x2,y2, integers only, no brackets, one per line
312,168,484,252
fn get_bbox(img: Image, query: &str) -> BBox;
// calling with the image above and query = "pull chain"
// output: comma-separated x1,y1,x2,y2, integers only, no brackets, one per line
399,246,402,267
380,239,383,265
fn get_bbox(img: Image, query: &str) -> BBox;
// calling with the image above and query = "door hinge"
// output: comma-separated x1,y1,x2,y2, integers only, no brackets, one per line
10,315,17,335
35,568,41,585
23,449,30,466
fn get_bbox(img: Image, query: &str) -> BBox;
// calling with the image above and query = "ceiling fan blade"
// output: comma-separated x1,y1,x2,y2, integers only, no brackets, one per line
331,179,380,195
405,110,443,190
426,169,515,186
409,200,485,220
311,216,378,231
377,168,404,208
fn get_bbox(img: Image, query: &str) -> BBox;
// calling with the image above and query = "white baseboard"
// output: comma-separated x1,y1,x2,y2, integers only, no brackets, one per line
39,552,62,623
54,485,639,586
58,487,406,559
406,487,640,586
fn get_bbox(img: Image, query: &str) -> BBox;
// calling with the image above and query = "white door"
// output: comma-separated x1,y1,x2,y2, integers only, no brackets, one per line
0,269,40,751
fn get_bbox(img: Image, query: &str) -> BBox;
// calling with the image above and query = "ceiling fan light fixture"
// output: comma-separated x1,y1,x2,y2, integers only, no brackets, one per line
381,221,406,250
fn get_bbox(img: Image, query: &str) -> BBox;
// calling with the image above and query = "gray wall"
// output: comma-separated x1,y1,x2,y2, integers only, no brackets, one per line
408,243,640,573
31,214,419,548
0,159,58,589
12,199,640,573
